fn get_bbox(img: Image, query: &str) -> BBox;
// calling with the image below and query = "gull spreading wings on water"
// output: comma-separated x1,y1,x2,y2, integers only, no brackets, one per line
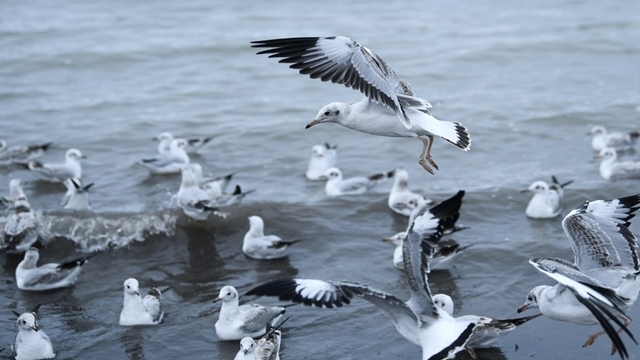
251,36,471,174
518,194,640,359
247,218,479,359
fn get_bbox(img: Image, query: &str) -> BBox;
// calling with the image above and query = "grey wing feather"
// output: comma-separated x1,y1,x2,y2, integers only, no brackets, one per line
241,306,283,333
562,196,640,271
251,36,411,125
402,226,439,320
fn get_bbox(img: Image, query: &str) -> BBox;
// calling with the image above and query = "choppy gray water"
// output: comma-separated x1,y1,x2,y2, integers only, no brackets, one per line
1,0,640,359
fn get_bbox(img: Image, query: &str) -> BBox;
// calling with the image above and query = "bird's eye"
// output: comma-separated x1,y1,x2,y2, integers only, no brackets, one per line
126,285,130,289
22,320,26,324
335,110,339,115
324,111,330,116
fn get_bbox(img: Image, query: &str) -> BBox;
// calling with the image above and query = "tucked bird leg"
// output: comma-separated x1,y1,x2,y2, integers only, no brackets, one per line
582,315,632,355
418,135,438,174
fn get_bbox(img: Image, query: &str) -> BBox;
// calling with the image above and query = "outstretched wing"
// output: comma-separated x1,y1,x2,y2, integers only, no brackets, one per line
251,36,413,126
562,194,640,271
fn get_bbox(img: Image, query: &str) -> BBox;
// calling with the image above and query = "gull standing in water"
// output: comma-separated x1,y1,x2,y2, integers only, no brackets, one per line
324,167,391,197
2,180,38,254
518,194,640,358
432,294,540,349
61,178,93,211
139,138,189,174
243,215,304,260
0,140,53,165
588,126,639,152
15,248,95,291
388,167,433,216
213,285,290,341
595,148,640,180
27,148,85,182
252,36,471,174
119,278,168,326
12,306,55,360
247,223,479,359
305,143,338,180
521,175,573,219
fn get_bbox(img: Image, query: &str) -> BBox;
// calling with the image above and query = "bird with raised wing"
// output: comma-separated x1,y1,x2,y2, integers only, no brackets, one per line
27,148,85,182
252,36,471,174
518,194,640,358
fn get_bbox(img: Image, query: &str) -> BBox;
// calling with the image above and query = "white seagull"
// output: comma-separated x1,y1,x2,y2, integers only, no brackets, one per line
305,143,338,180
432,294,540,349
596,148,640,180
521,175,574,219
15,247,94,291
139,138,190,174
213,285,290,341
2,181,38,254
388,167,433,216
588,126,639,152
61,178,93,211
324,167,391,197
243,215,304,260
0,140,53,165
12,306,55,360
155,131,213,155
119,278,168,326
246,224,478,360
252,36,471,174
27,148,85,182
383,190,469,270
174,164,219,221
189,163,234,193
518,194,640,359
234,317,290,360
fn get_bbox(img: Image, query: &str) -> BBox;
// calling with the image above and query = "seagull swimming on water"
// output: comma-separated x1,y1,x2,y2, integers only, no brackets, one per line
388,167,433,216
27,148,85,182
119,278,168,326
306,143,338,180
214,285,291,341
251,36,471,174
139,138,190,174
234,316,290,360
0,140,53,165
61,178,93,211
12,306,55,360
518,194,640,359
243,215,304,260
2,180,39,254
588,126,639,152
246,221,479,360
521,175,573,219
16,247,95,291
324,167,391,197
595,147,640,180
432,294,541,349
155,131,213,155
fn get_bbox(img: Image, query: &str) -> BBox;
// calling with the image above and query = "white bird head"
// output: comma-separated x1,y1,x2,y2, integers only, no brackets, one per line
311,144,326,157
522,181,549,194
239,337,256,355
247,215,265,231
595,147,617,161
517,285,549,313
432,294,455,316
22,247,40,266
324,167,342,180
123,278,140,296
588,125,606,136
307,102,345,128
382,232,406,246
214,285,238,303
156,132,174,141
66,148,86,161
17,312,39,332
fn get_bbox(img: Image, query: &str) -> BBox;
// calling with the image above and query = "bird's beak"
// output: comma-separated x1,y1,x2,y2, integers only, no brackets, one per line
31,324,40,332
382,237,393,242
305,118,322,129
517,303,530,313
593,154,602,160
243,349,249,355
134,291,140,296
520,189,530,193
213,297,221,303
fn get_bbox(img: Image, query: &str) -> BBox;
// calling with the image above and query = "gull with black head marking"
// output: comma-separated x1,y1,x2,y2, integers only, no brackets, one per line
251,36,471,174
518,194,640,359
214,285,291,341
247,218,478,359
16,247,95,291
12,305,55,360
306,143,338,180
324,167,392,197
